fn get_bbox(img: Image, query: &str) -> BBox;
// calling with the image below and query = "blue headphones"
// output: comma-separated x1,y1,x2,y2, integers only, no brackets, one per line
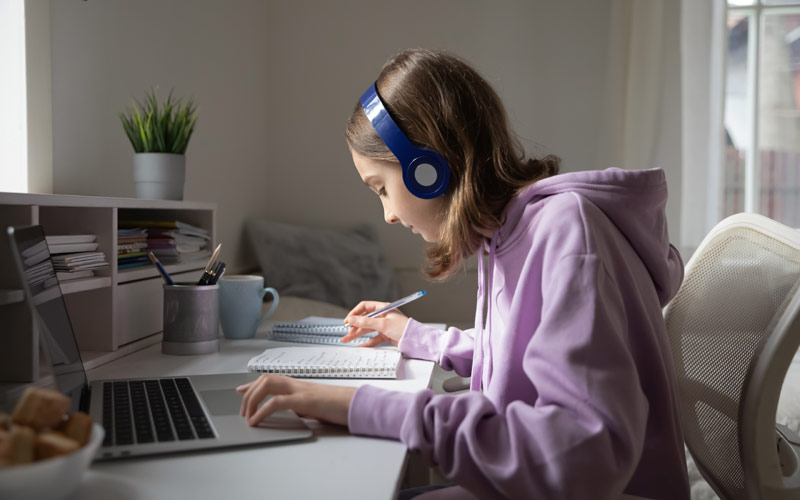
360,83,450,199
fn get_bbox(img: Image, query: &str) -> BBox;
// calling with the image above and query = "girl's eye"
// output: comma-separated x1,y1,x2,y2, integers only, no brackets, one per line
377,187,387,197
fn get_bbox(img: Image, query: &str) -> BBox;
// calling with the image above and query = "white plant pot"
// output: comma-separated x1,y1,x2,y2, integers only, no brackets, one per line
133,153,186,200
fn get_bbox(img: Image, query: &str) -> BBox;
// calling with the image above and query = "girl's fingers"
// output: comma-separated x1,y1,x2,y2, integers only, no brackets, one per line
240,375,292,419
240,377,264,418
344,301,390,324
243,377,272,419
341,326,369,343
345,301,374,320
341,316,384,342
248,394,292,426
358,334,389,348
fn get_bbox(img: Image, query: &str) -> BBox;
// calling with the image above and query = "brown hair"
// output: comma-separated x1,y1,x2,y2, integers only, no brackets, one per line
345,48,560,281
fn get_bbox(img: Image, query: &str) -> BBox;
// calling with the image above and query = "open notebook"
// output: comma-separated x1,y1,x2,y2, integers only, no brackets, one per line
246,346,402,379
268,316,379,346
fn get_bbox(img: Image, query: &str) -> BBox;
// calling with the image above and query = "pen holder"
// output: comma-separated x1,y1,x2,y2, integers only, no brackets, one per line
162,282,220,355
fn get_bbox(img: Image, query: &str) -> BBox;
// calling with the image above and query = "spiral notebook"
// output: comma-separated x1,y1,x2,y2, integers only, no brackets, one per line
246,346,402,379
268,316,379,347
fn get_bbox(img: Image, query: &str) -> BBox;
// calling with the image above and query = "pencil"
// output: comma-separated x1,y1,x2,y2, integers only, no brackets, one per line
148,251,174,286
204,243,222,272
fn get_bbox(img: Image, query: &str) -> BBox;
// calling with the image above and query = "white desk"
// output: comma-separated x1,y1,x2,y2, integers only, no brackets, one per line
71,334,435,500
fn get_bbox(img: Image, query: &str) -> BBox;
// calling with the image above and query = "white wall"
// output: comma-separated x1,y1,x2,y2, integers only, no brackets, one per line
50,0,625,325
25,0,52,194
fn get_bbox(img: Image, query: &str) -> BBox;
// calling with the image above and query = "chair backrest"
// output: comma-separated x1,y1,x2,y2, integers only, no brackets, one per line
663,213,800,500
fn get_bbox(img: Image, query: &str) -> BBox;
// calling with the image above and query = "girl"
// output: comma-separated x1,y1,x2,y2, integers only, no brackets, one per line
238,48,690,500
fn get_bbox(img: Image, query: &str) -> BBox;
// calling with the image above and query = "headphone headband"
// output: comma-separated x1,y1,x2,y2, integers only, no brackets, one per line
360,83,450,199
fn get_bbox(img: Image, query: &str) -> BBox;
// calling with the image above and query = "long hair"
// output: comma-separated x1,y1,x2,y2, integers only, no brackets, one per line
346,48,560,281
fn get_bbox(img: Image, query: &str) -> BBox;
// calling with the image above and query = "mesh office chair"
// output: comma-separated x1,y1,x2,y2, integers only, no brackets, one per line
663,212,800,499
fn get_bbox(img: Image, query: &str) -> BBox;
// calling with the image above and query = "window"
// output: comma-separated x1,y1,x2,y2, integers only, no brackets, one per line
724,0,800,226
0,0,27,193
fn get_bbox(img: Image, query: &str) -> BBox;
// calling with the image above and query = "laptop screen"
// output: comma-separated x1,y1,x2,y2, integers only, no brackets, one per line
7,225,88,412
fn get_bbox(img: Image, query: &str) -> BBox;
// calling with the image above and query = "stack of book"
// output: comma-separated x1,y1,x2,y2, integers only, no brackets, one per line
45,234,109,281
118,220,211,266
117,228,149,270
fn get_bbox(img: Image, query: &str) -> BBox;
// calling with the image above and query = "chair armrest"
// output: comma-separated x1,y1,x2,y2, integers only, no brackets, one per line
442,376,470,392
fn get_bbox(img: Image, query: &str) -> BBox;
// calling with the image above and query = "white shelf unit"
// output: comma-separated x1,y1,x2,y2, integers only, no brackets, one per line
0,192,216,382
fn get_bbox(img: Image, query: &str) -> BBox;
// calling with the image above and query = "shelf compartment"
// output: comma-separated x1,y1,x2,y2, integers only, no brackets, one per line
60,276,111,295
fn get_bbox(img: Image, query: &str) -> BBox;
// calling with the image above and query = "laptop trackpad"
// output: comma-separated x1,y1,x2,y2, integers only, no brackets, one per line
201,389,248,415
199,389,304,429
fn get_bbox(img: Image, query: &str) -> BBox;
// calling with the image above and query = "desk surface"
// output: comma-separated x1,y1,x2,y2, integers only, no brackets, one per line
72,334,435,500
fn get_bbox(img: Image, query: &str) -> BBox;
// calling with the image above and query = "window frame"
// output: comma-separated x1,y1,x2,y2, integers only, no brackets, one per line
725,0,800,214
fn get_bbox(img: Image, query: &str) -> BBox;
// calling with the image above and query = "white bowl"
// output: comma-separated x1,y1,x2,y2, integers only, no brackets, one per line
0,423,104,500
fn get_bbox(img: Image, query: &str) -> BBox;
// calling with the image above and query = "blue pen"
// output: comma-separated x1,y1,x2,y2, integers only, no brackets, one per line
345,290,426,327
148,251,174,286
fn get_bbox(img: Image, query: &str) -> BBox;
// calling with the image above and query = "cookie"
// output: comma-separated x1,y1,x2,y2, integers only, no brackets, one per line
58,411,93,446
0,425,36,465
35,431,80,460
11,386,70,431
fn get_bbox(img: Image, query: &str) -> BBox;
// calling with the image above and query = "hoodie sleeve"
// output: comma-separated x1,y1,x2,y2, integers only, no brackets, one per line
397,319,475,377
349,253,649,499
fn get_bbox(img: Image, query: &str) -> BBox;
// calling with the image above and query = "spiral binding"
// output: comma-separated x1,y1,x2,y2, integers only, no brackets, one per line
271,322,348,335
254,364,395,378
268,332,374,346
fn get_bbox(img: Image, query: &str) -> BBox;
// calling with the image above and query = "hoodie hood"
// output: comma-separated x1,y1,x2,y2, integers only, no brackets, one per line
497,168,683,305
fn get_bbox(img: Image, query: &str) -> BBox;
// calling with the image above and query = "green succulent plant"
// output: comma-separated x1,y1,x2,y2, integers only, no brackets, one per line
119,88,197,154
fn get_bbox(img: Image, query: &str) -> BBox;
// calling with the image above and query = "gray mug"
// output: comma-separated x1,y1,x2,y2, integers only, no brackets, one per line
219,275,279,339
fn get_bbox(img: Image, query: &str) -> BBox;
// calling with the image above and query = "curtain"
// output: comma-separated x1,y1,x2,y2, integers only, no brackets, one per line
604,0,686,254
680,0,727,257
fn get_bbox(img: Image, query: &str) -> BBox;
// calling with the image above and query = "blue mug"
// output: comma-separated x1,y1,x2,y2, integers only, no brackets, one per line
218,275,279,339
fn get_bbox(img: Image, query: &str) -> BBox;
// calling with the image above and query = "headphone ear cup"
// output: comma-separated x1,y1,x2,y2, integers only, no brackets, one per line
404,155,450,199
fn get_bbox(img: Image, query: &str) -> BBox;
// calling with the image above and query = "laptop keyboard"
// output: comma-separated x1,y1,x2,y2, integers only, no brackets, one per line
102,378,215,447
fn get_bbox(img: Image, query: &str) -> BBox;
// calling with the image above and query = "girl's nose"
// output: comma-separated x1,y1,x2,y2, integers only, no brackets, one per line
384,210,399,225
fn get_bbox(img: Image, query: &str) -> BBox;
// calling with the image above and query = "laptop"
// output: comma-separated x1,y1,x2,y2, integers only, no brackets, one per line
6,225,312,460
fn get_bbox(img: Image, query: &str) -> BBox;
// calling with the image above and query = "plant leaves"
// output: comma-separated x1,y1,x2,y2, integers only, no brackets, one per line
118,87,197,154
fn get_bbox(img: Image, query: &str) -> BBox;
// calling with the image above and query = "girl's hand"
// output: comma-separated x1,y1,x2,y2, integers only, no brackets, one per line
236,375,356,427
341,300,410,347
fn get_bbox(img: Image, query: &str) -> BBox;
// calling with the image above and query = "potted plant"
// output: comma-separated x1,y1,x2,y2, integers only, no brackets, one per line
119,89,198,200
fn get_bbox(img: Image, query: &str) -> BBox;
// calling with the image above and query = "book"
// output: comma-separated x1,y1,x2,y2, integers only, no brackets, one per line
268,316,379,347
246,346,402,378
52,251,109,271
118,220,210,267
45,234,96,245
51,251,105,263
119,220,209,239
47,242,100,254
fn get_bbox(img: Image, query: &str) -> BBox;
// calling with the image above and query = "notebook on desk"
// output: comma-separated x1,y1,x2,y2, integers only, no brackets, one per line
268,316,379,346
247,346,401,378
5,225,312,461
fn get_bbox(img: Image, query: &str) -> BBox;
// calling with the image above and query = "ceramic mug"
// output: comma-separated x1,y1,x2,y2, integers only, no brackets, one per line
218,275,279,339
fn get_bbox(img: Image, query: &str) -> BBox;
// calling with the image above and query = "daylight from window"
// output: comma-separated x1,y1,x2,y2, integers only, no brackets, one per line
0,0,27,193
724,1,800,227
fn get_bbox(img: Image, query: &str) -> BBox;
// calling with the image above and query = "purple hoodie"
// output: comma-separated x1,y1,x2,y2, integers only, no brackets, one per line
348,168,690,500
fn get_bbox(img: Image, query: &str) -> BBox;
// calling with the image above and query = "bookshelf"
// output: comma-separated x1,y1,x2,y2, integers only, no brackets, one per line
0,192,216,382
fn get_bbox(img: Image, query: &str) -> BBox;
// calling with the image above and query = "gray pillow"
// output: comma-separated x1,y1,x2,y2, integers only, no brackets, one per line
246,219,397,309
